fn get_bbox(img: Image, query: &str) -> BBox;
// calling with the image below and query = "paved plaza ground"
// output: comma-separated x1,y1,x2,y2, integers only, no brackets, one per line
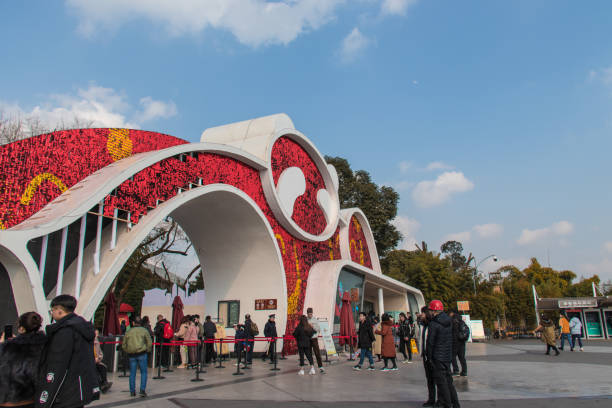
92,339,612,408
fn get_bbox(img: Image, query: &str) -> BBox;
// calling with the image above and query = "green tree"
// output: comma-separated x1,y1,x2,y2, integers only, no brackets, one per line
326,156,401,257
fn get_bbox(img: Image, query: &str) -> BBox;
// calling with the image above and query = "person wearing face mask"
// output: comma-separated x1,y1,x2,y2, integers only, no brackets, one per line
0,312,47,408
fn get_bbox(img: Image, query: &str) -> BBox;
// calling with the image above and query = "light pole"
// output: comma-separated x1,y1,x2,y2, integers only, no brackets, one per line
470,254,498,295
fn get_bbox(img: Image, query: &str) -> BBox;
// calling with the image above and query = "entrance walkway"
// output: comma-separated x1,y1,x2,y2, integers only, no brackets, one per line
92,340,612,408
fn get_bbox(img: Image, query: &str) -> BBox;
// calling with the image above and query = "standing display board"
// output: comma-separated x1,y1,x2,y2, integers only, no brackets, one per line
318,320,337,356
470,319,486,341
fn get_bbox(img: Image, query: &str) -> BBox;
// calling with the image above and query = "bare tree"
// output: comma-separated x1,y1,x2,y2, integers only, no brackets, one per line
0,111,95,145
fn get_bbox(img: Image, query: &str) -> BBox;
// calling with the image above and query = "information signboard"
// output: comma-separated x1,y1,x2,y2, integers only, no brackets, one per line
318,320,337,356
470,319,485,341
457,301,470,312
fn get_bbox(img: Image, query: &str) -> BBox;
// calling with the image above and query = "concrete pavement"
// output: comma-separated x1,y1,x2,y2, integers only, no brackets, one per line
91,339,612,408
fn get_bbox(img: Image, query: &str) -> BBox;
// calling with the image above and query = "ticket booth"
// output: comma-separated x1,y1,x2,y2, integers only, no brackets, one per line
584,309,604,339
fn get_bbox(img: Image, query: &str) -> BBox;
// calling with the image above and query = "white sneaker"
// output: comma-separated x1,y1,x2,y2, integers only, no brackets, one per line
319,367,325,374
298,368,305,375
580,347,584,352
309,366,316,375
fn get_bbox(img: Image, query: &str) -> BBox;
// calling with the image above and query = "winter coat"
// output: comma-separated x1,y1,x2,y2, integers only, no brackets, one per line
36,313,100,408
398,320,412,339
537,320,557,346
373,323,382,355
203,321,217,339
292,325,314,348
175,323,189,339
264,321,277,339
184,324,199,343
0,331,47,405
153,319,170,342
122,326,152,356
375,321,396,358
357,319,375,349
569,317,582,335
559,317,570,334
426,312,453,363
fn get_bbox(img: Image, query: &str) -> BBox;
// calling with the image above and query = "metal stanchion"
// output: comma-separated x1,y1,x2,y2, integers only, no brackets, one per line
215,339,225,368
153,343,165,380
163,343,174,372
191,344,204,383
198,340,207,374
118,347,129,378
242,339,252,369
270,339,280,371
233,344,244,376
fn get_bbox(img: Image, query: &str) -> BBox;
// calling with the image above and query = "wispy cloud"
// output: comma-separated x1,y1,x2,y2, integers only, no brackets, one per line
381,0,419,16
425,161,453,171
412,171,474,207
339,27,371,63
392,215,420,250
398,160,413,174
603,241,612,253
0,83,177,130
443,223,503,244
517,221,574,245
443,230,472,243
588,65,612,86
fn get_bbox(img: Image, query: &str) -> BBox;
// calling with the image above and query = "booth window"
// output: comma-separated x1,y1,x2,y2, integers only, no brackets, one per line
218,300,240,328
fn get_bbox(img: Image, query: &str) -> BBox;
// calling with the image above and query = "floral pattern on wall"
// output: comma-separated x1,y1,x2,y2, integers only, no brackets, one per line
348,215,373,269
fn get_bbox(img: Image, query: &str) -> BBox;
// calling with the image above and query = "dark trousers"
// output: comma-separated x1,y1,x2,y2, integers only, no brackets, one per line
546,344,559,354
266,340,276,360
246,339,254,363
96,363,108,385
298,345,314,366
205,338,216,363
382,357,397,368
423,359,436,403
399,337,412,360
432,360,460,408
310,337,323,367
158,342,170,367
452,342,466,374
571,334,583,350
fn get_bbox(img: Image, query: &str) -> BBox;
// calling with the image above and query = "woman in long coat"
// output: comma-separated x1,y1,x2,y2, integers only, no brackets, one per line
375,314,397,370
372,316,382,360
534,314,560,356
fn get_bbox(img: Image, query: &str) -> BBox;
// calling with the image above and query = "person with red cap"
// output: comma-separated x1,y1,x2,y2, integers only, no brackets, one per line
426,300,460,408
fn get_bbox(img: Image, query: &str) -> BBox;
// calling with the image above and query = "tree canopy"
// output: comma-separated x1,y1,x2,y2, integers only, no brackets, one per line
325,156,401,257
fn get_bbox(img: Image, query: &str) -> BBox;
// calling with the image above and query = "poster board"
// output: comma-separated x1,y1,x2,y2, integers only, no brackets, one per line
318,320,337,356
470,319,485,341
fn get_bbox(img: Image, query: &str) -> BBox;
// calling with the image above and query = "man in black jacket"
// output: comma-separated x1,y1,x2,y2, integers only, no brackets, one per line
353,312,375,371
263,314,277,362
244,314,256,365
426,300,459,408
37,295,99,408
418,306,436,407
153,315,170,368
203,316,217,364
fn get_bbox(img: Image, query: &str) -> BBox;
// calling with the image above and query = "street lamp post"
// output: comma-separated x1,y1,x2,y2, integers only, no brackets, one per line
470,254,498,295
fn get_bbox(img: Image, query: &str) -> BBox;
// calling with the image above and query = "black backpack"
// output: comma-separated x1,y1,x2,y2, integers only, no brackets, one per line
457,320,470,342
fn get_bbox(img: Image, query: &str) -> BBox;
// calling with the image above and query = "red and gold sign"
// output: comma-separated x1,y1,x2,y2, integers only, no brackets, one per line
457,301,470,312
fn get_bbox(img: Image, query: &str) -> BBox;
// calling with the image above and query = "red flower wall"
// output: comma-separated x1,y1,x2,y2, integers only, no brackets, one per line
348,216,373,269
0,129,349,352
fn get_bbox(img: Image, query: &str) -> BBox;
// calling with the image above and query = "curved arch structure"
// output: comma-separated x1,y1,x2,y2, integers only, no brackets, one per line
0,113,423,348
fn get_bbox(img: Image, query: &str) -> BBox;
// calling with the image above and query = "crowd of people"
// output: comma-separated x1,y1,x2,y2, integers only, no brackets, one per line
534,311,585,355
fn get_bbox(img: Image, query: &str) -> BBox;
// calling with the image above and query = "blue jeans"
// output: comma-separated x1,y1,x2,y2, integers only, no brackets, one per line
129,353,148,393
571,334,583,350
560,333,571,349
358,348,374,367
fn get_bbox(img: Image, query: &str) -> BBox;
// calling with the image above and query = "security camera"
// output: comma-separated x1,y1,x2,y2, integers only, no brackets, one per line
493,256,498,262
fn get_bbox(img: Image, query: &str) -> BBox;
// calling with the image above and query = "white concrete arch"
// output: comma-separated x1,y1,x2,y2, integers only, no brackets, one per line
75,184,288,336
339,208,382,275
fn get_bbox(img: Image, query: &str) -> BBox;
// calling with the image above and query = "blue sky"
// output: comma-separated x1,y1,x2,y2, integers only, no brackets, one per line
2,0,612,281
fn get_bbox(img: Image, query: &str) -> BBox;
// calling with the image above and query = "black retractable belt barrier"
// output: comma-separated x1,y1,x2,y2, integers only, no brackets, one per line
270,340,280,371
163,343,174,372
153,342,165,380
215,339,225,368
191,348,204,383
348,339,355,361
198,340,206,374
242,339,252,369
118,347,129,378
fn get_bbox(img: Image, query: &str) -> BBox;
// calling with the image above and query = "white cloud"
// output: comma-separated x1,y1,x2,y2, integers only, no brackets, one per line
581,258,612,281
473,223,504,238
517,221,574,245
0,84,177,130
340,27,370,62
444,223,504,244
412,171,474,207
381,0,418,16
392,215,420,250
604,242,612,253
480,256,531,273
66,0,345,47
444,231,471,243
425,161,453,171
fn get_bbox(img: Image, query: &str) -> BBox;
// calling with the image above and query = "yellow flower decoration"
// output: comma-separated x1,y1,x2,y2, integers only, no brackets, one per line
275,233,286,255
287,241,302,316
20,173,68,205
107,128,133,161
0,220,5,230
